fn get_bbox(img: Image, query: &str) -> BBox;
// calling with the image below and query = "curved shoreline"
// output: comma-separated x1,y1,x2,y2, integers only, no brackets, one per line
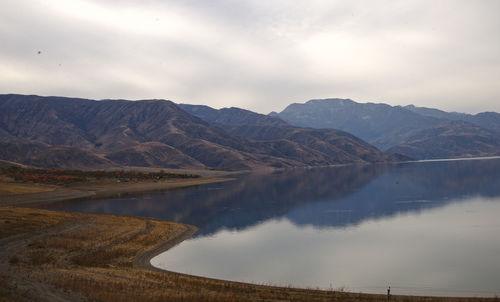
133,223,299,291
133,223,198,273
0,208,496,301
133,222,498,300
1,174,498,300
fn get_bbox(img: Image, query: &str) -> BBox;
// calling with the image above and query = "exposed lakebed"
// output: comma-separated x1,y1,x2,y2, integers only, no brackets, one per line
43,158,500,297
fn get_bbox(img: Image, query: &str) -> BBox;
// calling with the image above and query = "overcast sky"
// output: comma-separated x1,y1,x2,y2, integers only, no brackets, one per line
1,0,499,114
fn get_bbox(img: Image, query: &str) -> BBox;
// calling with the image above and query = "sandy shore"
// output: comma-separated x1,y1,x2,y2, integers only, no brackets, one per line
0,177,233,207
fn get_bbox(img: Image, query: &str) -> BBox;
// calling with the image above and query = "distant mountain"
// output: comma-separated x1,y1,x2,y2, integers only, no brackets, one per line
178,104,289,127
274,98,500,159
0,94,394,170
386,120,500,159
403,104,468,120
180,104,399,163
274,98,442,150
404,105,500,132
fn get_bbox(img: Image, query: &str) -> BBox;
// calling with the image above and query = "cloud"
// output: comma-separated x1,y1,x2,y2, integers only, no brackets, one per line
1,0,499,114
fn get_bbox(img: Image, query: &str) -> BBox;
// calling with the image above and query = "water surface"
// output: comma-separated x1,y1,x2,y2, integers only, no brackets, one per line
43,158,500,296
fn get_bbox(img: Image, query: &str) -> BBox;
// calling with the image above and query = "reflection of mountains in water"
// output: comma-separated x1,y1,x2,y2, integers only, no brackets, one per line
287,159,500,229
42,159,500,236
42,164,382,234
194,159,500,235
186,164,384,236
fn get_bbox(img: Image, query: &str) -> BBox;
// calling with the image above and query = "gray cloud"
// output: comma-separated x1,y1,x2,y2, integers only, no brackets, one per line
1,0,499,114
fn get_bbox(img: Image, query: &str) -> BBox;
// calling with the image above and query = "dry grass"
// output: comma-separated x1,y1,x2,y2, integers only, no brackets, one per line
0,206,497,302
0,173,232,207
0,181,56,195
0,174,56,197
0,206,70,238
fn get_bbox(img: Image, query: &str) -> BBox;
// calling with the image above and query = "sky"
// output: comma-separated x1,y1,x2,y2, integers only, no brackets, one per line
1,0,499,114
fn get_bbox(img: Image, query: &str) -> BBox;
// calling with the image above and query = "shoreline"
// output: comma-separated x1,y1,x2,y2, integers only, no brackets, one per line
0,175,498,300
0,176,234,207
4,155,498,208
2,208,494,301
136,220,499,300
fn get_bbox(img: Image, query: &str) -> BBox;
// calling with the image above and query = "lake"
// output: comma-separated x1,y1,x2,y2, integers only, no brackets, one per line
42,158,500,297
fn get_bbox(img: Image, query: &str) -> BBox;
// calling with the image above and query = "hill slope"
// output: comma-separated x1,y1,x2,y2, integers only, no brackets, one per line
179,104,396,163
274,98,500,159
0,142,114,169
178,104,289,127
386,121,500,159
404,105,500,132
0,94,393,170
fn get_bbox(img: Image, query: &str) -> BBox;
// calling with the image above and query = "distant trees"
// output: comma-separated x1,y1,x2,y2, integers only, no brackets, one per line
0,166,200,185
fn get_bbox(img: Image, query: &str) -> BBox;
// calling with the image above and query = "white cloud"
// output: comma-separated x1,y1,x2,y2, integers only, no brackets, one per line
1,0,499,113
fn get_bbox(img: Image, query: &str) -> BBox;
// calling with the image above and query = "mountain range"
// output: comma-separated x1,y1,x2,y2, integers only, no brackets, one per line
1,94,498,170
0,94,395,170
272,98,500,159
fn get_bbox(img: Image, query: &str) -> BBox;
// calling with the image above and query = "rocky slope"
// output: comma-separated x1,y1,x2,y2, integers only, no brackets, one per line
0,94,394,170
180,104,395,163
274,98,500,159
0,142,113,169
386,120,500,159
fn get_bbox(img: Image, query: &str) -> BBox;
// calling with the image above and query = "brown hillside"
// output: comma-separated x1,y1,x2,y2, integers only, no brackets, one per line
0,94,393,170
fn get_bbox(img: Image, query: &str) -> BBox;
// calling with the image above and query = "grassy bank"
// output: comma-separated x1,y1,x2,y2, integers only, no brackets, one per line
0,206,497,302
0,166,232,207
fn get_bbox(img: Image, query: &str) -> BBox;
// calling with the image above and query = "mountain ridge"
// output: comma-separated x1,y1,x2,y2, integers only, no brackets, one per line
0,94,395,170
273,98,500,159
179,104,399,163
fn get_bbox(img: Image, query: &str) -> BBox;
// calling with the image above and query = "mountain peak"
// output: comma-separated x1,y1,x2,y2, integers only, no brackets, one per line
306,98,354,105
274,98,500,159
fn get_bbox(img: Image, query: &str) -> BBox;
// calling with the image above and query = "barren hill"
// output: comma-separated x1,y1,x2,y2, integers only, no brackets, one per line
274,98,500,159
0,94,393,170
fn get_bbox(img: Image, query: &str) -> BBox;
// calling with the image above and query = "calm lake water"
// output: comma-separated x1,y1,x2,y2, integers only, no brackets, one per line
43,158,500,297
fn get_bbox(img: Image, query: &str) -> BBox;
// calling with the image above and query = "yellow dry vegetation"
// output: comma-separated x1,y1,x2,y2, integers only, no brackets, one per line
0,175,57,196
0,182,56,195
0,206,70,238
0,206,496,302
